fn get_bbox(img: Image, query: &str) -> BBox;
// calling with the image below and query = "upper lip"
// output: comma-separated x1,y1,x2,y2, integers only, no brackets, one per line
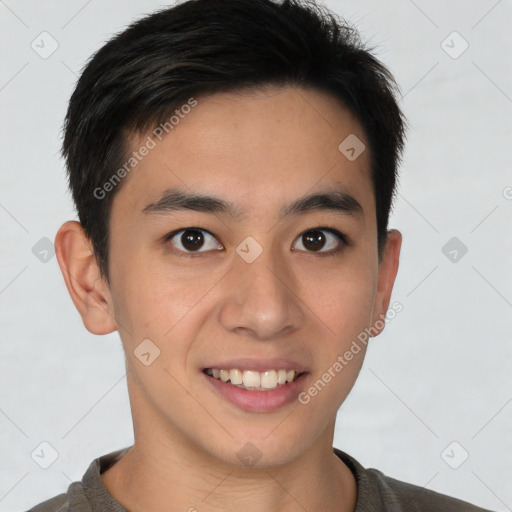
203,357,309,373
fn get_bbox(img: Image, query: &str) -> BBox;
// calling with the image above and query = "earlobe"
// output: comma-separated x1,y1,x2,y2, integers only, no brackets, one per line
370,229,402,336
54,220,117,335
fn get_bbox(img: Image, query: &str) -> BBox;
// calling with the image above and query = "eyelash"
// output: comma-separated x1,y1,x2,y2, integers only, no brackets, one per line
163,226,350,259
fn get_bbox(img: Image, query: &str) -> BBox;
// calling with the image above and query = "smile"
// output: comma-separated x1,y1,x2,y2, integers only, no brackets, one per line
204,368,304,391
202,368,309,413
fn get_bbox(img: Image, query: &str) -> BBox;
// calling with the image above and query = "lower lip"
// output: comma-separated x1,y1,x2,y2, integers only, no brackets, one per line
202,371,309,413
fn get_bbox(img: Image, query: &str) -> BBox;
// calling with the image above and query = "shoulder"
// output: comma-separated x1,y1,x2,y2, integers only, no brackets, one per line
26,491,70,512
367,467,494,511
26,480,90,512
25,447,130,512
334,447,495,512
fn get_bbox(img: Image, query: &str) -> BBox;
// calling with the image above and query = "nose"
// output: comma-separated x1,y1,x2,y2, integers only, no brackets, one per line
218,243,304,340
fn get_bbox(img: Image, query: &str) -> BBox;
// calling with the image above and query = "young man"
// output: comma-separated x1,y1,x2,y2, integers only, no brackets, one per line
28,0,494,510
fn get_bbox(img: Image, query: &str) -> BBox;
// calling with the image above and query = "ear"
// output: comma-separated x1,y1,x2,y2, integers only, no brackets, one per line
370,229,402,336
54,220,117,335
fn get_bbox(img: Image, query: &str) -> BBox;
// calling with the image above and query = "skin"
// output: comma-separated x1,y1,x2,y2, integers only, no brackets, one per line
54,85,401,512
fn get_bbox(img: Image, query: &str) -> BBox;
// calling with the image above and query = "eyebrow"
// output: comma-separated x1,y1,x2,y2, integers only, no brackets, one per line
141,187,363,220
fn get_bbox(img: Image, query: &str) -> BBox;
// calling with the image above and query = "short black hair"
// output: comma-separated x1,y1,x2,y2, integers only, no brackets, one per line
61,0,407,285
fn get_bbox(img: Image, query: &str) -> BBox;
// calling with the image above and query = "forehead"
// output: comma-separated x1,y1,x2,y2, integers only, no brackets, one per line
113,85,373,221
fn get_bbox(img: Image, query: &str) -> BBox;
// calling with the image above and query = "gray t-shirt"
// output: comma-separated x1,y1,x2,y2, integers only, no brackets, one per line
26,446,494,511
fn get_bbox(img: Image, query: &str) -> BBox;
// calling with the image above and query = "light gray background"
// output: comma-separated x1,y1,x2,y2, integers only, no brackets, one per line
1,0,511,510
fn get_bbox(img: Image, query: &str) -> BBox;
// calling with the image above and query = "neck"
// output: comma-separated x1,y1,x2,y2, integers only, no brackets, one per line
101,374,357,512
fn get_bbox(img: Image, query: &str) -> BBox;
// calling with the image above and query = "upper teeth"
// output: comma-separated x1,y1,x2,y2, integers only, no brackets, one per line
206,368,298,390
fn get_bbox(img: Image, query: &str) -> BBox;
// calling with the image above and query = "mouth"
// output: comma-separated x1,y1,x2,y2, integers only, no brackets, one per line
202,367,307,391
201,367,310,413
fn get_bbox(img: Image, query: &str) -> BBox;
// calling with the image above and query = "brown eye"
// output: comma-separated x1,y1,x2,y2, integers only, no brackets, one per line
302,230,326,251
181,229,205,251
292,228,347,255
167,228,223,254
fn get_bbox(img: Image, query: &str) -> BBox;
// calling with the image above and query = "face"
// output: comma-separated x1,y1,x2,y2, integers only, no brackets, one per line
59,85,401,468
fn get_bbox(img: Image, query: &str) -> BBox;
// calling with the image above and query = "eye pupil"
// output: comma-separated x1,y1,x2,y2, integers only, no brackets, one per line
181,229,204,251
303,230,326,251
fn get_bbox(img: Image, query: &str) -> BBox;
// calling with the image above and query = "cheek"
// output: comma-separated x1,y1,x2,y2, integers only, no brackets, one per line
298,273,375,412
300,259,377,340
110,249,218,356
